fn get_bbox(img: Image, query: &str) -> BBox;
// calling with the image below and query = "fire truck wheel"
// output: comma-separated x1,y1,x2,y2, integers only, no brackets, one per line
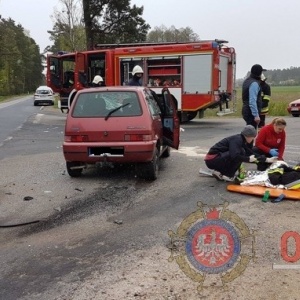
66,161,83,177
180,111,198,123
186,111,198,121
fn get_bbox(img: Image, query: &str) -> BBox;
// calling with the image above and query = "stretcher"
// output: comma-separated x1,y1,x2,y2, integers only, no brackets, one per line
227,184,300,200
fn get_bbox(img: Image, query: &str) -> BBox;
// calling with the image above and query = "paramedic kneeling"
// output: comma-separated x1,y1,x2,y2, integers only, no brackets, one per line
204,125,259,181
253,117,286,171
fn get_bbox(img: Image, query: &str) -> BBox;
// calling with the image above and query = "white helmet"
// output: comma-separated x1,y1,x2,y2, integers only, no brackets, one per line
92,75,103,84
132,65,143,76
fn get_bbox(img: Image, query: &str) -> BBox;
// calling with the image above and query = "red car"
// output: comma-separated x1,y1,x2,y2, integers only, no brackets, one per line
63,86,180,180
287,98,300,117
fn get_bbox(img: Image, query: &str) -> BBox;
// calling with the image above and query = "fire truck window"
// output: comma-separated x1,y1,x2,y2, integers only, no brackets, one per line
79,72,88,87
88,57,105,84
120,59,143,85
63,70,74,88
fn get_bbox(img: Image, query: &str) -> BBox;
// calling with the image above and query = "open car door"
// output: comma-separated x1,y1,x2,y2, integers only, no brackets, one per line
161,88,180,150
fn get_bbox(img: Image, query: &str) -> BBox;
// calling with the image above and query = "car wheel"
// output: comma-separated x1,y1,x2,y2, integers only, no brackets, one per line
136,149,159,180
66,161,83,177
292,114,299,117
34,101,38,106
161,146,171,158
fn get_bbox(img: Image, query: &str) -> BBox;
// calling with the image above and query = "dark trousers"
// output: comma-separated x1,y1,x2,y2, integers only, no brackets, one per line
258,114,266,128
242,105,258,129
205,152,241,177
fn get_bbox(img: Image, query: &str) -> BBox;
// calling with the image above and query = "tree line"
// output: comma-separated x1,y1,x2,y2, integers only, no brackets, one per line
236,67,300,87
0,18,43,96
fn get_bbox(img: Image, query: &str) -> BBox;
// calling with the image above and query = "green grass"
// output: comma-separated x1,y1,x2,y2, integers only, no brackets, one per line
0,94,33,103
205,85,300,117
0,95,14,103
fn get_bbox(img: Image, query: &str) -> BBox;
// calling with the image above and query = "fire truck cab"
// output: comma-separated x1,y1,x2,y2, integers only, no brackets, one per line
47,39,236,120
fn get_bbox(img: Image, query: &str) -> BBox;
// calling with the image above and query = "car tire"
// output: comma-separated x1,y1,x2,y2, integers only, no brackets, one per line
34,101,38,106
161,146,171,158
66,161,83,177
136,149,159,181
292,114,299,117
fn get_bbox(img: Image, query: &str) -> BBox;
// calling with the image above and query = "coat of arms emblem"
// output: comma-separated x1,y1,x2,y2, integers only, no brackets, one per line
168,201,255,291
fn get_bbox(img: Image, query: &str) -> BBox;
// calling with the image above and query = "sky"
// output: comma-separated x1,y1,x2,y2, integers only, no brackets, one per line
1,0,300,79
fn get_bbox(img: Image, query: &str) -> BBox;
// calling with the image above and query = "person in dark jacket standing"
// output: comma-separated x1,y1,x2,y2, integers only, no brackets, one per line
128,65,143,86
258,73,271,129
204,125,276,181
242,64,266,129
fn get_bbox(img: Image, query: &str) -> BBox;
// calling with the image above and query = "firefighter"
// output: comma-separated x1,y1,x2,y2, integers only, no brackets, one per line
242,64,266,129
258,73,271,129
128,65,143,86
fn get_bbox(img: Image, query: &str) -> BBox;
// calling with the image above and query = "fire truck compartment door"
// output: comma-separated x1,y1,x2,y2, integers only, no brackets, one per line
161,88,180,150
183,54,212,94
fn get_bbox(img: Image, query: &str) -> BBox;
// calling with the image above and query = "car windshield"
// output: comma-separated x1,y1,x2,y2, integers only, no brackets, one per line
72,91,142,118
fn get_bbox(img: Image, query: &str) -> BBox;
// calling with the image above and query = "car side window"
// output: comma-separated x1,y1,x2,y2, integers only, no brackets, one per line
144,90,161,117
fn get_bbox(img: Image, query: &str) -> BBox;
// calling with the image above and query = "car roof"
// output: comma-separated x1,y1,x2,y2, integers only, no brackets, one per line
77,86,146,94
36,86,52,90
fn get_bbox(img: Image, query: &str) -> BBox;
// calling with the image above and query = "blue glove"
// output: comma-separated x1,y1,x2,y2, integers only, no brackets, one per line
269,149,279,157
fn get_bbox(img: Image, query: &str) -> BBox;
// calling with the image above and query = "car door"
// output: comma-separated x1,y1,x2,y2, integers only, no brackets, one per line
161,88,180,149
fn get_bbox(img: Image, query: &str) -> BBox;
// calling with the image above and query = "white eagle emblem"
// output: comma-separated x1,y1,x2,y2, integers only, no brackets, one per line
196,229,230,264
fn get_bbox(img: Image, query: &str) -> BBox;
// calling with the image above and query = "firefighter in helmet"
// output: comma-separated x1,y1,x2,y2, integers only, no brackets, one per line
128,65,143,86
258,73,271,129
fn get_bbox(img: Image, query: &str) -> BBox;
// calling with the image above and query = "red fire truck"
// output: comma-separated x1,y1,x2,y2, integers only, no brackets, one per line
47,39,236,121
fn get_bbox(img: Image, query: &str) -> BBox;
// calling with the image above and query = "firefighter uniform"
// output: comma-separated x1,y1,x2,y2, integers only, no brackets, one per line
258,74,271,128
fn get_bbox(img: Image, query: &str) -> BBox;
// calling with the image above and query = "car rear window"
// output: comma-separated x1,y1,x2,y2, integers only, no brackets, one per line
72,91,142,118
36,89,52,95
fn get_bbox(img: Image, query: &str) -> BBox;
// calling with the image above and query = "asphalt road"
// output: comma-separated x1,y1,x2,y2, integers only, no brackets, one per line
1,98,300,299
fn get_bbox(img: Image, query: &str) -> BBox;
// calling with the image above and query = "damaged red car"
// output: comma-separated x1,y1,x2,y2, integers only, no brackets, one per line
63,86,180,180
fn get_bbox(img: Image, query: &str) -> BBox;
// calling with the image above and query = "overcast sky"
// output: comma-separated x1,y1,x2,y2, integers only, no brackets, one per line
1,0,300,79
